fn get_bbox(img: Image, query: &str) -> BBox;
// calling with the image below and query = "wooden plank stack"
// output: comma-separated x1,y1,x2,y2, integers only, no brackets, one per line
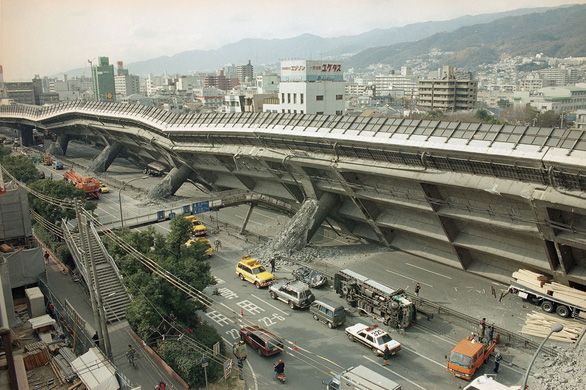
521,311,584,343
512,269,549,291
513,269,586,309
22,341,51,370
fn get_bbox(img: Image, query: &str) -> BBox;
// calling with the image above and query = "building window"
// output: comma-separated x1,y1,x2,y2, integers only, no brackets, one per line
316,111,324,114
294,110,297,113
336,110,342,115
282,109,285,113
281,93,285,103
293,93,296,104
288,109,291,113
300,93,304,104
288,93,291,103
316,95,324,101
336,95,343,100
300,110,304,114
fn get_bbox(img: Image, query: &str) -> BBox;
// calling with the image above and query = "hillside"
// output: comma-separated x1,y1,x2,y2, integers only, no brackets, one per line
347,4,586,70
59,6,559,77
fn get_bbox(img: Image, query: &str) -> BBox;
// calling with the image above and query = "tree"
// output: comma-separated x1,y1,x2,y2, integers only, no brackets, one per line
166,215,193,260
0,154,38,183
535,110,561,128
474,109,497,123
28,180,97,224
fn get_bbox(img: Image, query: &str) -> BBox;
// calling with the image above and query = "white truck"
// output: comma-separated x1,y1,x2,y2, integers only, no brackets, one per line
326,365,401,390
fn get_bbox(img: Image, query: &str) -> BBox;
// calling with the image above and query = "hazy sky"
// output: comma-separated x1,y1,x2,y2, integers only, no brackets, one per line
2,0,584,81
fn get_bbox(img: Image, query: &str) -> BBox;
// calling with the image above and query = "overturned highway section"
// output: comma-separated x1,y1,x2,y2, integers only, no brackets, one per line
2,102,586,288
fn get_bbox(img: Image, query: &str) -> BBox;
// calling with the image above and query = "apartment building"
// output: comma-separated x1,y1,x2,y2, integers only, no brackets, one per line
418,66,477,112
263,60,345,115
91,57,116,102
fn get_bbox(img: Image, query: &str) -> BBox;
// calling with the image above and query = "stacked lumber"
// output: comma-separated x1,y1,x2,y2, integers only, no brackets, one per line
513,269,586,309
22,341,51,370
512,269,549,291
521,311,584,343
547,282,586,309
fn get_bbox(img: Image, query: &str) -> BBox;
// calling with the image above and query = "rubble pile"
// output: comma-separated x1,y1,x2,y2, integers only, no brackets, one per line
533,340,586,390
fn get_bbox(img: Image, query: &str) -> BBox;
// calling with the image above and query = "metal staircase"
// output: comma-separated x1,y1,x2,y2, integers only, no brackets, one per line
63,220,131,323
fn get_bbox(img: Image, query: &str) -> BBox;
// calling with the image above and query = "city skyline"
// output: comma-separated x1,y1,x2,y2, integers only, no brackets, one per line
2,0,585,81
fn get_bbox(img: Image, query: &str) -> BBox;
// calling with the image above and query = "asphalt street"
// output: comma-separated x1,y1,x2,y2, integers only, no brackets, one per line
11,136,575,390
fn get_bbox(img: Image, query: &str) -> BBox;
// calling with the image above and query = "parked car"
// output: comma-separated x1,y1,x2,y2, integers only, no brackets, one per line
99,184,110,193
269,281,316,309
310,298,346,328
345,323,401,356
292,266,327,288
239,325,283,357
185,237,214,257
236,256,275,288
37,170,45,179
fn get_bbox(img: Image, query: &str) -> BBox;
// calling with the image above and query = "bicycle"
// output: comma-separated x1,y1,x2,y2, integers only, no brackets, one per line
128,353,137,368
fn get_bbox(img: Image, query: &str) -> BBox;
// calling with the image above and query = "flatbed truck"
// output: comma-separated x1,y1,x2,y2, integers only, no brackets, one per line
507,280,586,319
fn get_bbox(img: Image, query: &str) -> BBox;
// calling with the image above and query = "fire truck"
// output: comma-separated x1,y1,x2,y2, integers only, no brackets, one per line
64,170,100,199
334,269,416,329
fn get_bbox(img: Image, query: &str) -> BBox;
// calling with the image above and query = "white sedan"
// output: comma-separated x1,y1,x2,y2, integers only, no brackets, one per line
345,323,401,356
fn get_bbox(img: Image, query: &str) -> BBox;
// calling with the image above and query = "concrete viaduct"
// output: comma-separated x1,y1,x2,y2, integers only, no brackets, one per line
1,101,585,288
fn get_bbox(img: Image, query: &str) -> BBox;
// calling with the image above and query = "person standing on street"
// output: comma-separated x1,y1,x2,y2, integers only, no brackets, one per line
383,345,391,366
270,257,276,273
479,318,486,342
494,352,502,373
414,283,421,296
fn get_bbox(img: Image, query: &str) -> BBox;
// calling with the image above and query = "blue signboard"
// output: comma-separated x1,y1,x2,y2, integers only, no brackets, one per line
192,201,210,214
157,211,165,220
183,205,191,215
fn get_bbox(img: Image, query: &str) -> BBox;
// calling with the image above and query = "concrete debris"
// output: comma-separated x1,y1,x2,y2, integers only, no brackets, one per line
531,341,586,390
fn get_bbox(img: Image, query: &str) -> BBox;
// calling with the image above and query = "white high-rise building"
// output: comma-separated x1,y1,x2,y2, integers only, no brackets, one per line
263,60,345,115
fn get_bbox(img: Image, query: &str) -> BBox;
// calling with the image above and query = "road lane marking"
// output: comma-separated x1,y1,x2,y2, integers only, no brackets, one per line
251,294,289,316
363,356,428,390
386,269,434,288
406,263,452,279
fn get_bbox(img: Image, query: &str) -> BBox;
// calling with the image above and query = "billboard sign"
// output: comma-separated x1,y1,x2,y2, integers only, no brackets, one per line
281,60,344,82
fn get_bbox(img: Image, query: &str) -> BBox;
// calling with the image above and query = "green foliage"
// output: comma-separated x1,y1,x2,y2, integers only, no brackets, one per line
0,154,39,183
157,340,224,388
517,62,549,72
474,109,500,124
166,216,193,260
27,180,97,224
0,145,11,159
535,110,561,128
106,222,216,345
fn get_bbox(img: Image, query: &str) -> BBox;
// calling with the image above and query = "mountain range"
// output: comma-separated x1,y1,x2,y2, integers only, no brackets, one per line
61,4,586,77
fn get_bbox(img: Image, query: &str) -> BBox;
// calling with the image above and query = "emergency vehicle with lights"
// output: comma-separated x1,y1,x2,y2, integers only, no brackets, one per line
344,323,401,356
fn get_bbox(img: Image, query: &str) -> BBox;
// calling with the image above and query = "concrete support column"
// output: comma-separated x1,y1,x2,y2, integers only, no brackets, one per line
307,192,339,242
20,126,33,147
88,142,123,173
240,203,255,234
49,134,71,156
148,164,192,199
269,192,339,255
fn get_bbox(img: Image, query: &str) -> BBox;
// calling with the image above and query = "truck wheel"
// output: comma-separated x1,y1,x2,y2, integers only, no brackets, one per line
255,282,261,289
289,301,295,310
239,274,244,281
371,347,378,356
313,314,319,321
270,292,277,299
257,348,263,356
347,334,354,342
542,300,555,313
556,305,570,318
327,322,334,329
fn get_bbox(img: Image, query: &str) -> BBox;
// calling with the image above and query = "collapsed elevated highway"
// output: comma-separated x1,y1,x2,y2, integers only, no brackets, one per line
2,101,585,288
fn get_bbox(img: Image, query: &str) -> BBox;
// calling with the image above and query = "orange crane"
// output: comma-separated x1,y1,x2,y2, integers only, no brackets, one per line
64,170,100,199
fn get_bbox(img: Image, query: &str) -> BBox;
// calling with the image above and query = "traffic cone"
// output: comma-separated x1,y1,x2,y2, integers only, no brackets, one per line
293,342,298,351
240,308,244,317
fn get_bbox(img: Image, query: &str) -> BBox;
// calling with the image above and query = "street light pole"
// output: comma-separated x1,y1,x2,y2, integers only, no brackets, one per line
118,176,149,229
522,322,564,390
